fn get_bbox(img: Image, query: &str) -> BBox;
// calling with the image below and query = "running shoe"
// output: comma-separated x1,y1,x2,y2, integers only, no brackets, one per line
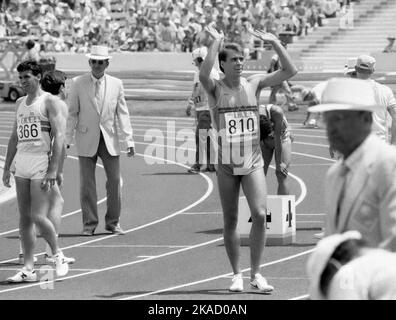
187,163,201,174
45,253,75,264
250,274,274,293
7,267,37,283
229,273,244,292
53,251,69,277
18,254,37,265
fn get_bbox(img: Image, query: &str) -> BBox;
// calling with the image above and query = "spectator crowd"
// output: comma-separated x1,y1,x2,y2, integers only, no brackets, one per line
0,0,357,55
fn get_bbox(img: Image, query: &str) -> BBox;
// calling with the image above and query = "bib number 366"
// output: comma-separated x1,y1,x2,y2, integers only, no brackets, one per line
18,123,41,141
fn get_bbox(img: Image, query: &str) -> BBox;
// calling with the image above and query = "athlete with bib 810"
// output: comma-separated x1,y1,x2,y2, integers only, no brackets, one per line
199,23,297,293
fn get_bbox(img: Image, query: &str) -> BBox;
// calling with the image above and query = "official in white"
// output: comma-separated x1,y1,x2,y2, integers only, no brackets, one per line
66,45,135,236
308,78,396,250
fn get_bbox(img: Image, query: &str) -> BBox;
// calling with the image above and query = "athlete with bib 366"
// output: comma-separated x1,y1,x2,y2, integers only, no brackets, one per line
199,23,297,293
2,60,69,282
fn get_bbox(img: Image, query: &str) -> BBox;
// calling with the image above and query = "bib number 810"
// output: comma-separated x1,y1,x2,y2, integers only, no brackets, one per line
228,117,255,135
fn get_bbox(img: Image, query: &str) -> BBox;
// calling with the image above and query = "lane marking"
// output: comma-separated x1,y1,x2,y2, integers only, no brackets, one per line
0,156,107,236
79,245,190,248
0,238,223,295
120,249,314,300
289,294,309,300
0,152,214,294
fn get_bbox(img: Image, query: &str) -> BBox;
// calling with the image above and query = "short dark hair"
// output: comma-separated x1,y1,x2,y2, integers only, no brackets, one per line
218,43,243,73
41,70,67,95
17,60,42,77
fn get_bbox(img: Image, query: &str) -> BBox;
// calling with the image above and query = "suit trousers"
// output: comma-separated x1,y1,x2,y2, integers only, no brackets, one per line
78,132,121,231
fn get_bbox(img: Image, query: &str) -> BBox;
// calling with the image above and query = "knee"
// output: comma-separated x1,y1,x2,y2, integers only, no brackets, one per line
251,208,266,226
223,214,238,231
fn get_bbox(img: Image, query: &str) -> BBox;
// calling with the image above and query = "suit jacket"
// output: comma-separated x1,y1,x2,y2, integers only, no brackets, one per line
325,135,396,250
66,73,134,156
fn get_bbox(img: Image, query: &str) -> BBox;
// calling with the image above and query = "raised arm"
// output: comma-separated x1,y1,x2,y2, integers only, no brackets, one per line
199,24,224,99
247,30,298,92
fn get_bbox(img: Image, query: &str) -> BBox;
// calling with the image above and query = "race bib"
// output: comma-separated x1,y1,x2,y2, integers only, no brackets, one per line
224,111,258,143
17,116,43,145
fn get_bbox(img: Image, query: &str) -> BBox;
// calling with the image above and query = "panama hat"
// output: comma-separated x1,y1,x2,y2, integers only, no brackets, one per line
86,45,112,60
307,78,377,113
355,54,376,74
306,231,362,300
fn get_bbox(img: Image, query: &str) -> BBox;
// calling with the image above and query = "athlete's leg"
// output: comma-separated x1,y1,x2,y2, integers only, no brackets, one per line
15,177,35,270
48,185,63,233
240,168,267,278
276,138,291,195
216,168,241,275
30,180,59,255
260,140,274,176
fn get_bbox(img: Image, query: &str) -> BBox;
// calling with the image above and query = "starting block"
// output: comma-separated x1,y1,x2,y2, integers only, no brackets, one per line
238,195,296,246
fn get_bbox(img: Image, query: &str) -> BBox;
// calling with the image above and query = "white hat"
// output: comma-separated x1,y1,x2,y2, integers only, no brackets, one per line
86,45,112,60
192,46,208,60
307,78,377,113
355,54,376,73
306,231,362,300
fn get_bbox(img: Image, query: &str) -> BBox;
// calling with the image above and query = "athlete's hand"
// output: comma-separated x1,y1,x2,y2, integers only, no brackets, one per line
41,171,57,191
276,162,288,177
56,172,64,188
2,169,11,188
205,23,224,42
248,29,279,44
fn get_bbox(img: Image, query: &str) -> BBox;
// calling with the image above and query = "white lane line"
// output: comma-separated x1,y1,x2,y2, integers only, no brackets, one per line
0,156,107,237
137,256,155,258
0,238,222,295
292,151,335,163
289,294,309,300
293,141,328,148
120,249,314,300
181,211,222,215
0,268,99,272
133,140,307,206
291,163,331,167
79,245,189,248
0,152,214,294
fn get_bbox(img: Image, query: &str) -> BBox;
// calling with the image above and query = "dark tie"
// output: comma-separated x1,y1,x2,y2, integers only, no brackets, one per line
335,164,350,228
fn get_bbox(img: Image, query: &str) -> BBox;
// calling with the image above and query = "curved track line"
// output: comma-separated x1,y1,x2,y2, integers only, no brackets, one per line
0,153,213,293
0,157,107,237
120,249,315,300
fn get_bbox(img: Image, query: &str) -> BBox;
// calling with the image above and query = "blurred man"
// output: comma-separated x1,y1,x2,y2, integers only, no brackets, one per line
308,78,396,251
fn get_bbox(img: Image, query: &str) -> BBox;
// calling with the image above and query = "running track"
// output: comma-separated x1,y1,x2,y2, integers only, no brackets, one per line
0,112,334,300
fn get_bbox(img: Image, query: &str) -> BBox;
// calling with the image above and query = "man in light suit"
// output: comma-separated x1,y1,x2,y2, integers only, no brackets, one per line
66,45,135,236
308,78,396,251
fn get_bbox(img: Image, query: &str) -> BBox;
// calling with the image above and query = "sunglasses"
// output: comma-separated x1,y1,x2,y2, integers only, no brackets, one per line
90,59,106,65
